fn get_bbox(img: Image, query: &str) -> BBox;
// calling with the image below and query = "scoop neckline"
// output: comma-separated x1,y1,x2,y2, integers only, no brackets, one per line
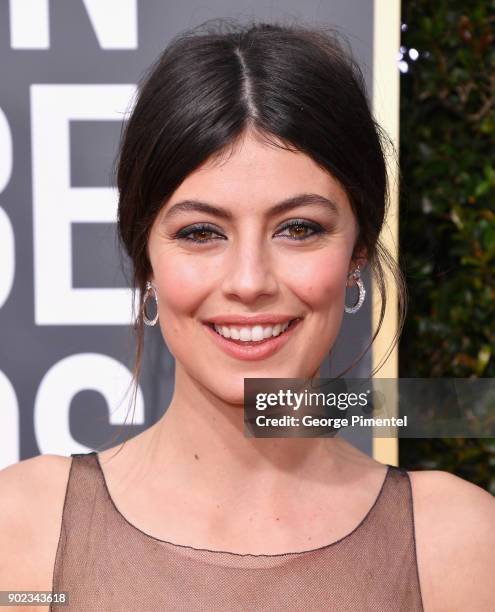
89,450,392,559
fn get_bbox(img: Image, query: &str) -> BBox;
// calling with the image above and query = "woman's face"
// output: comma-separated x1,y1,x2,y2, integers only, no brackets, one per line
147,131,362,404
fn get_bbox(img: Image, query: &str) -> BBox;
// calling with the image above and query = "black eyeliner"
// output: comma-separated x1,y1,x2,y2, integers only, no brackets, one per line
172,219,328,244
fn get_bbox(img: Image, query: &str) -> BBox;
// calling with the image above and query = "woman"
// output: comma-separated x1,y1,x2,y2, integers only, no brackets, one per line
1,19,494,612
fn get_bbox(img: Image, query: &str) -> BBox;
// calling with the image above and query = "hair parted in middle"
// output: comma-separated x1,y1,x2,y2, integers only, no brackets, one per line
113,17,407,436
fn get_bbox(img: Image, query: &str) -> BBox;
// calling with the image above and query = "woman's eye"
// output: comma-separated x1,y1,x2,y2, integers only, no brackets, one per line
174,224,225,244
276,220,325,241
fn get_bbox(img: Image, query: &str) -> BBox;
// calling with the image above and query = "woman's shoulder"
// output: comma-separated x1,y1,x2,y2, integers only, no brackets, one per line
0,453,72,594
407,467,495,612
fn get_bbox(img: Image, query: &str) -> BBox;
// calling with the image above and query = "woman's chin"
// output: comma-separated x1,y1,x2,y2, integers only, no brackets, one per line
215,385,247,407
200,376,256,408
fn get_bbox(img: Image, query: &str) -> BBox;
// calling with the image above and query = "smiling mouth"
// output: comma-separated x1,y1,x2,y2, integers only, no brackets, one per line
205,318,301,345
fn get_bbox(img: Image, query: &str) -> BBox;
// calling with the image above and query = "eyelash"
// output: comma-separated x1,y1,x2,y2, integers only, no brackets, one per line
173,219,327,244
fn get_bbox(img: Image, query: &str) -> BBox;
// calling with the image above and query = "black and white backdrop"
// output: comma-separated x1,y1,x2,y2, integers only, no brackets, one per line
0,0,382,468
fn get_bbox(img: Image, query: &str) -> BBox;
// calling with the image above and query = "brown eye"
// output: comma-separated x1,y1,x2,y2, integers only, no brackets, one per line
174,223,226,244
276,220,325,241
288,224,311,239
190,229,214,241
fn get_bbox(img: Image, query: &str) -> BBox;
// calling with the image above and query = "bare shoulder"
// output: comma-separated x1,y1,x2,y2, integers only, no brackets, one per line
408,468,495,612
0,454,72,592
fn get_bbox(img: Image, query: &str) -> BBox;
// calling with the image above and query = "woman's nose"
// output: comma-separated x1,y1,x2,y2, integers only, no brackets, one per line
220,235,278,303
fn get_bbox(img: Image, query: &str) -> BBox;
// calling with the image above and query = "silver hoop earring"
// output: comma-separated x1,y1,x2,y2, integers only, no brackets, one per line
142,281,159,326
344,266,366,314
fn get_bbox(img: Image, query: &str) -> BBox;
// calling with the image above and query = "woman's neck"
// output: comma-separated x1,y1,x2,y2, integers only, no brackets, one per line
133,364,372,510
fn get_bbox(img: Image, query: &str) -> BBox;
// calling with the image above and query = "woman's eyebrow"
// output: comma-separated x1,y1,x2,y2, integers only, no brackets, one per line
161,193,340,221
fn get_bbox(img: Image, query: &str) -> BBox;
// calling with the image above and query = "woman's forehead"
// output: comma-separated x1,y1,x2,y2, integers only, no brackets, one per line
166,136,352,216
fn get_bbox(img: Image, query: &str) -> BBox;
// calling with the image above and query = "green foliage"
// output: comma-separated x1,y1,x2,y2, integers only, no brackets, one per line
398,1,495,493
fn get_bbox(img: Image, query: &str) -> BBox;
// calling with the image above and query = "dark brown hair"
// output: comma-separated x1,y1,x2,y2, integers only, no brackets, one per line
112,18,407,446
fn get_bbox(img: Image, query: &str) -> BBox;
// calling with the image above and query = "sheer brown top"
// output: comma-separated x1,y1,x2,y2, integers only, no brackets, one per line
50,451,424,611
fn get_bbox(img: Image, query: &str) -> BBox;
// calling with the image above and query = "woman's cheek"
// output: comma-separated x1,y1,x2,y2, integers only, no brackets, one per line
286,256,347,308
156,257,217,314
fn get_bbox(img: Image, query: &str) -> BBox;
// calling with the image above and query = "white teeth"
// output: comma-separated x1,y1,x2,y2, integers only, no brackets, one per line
213,320,292,341
239,327,252,341
263,326,272,339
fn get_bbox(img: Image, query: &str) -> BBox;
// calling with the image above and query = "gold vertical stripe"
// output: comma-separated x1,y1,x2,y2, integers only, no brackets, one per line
371,0,401,466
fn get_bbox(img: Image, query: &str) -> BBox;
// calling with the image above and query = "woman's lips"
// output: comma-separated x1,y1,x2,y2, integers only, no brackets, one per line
203,318,302,361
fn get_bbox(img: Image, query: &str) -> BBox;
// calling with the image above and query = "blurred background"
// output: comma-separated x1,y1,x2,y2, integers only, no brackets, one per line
399,0,495,494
